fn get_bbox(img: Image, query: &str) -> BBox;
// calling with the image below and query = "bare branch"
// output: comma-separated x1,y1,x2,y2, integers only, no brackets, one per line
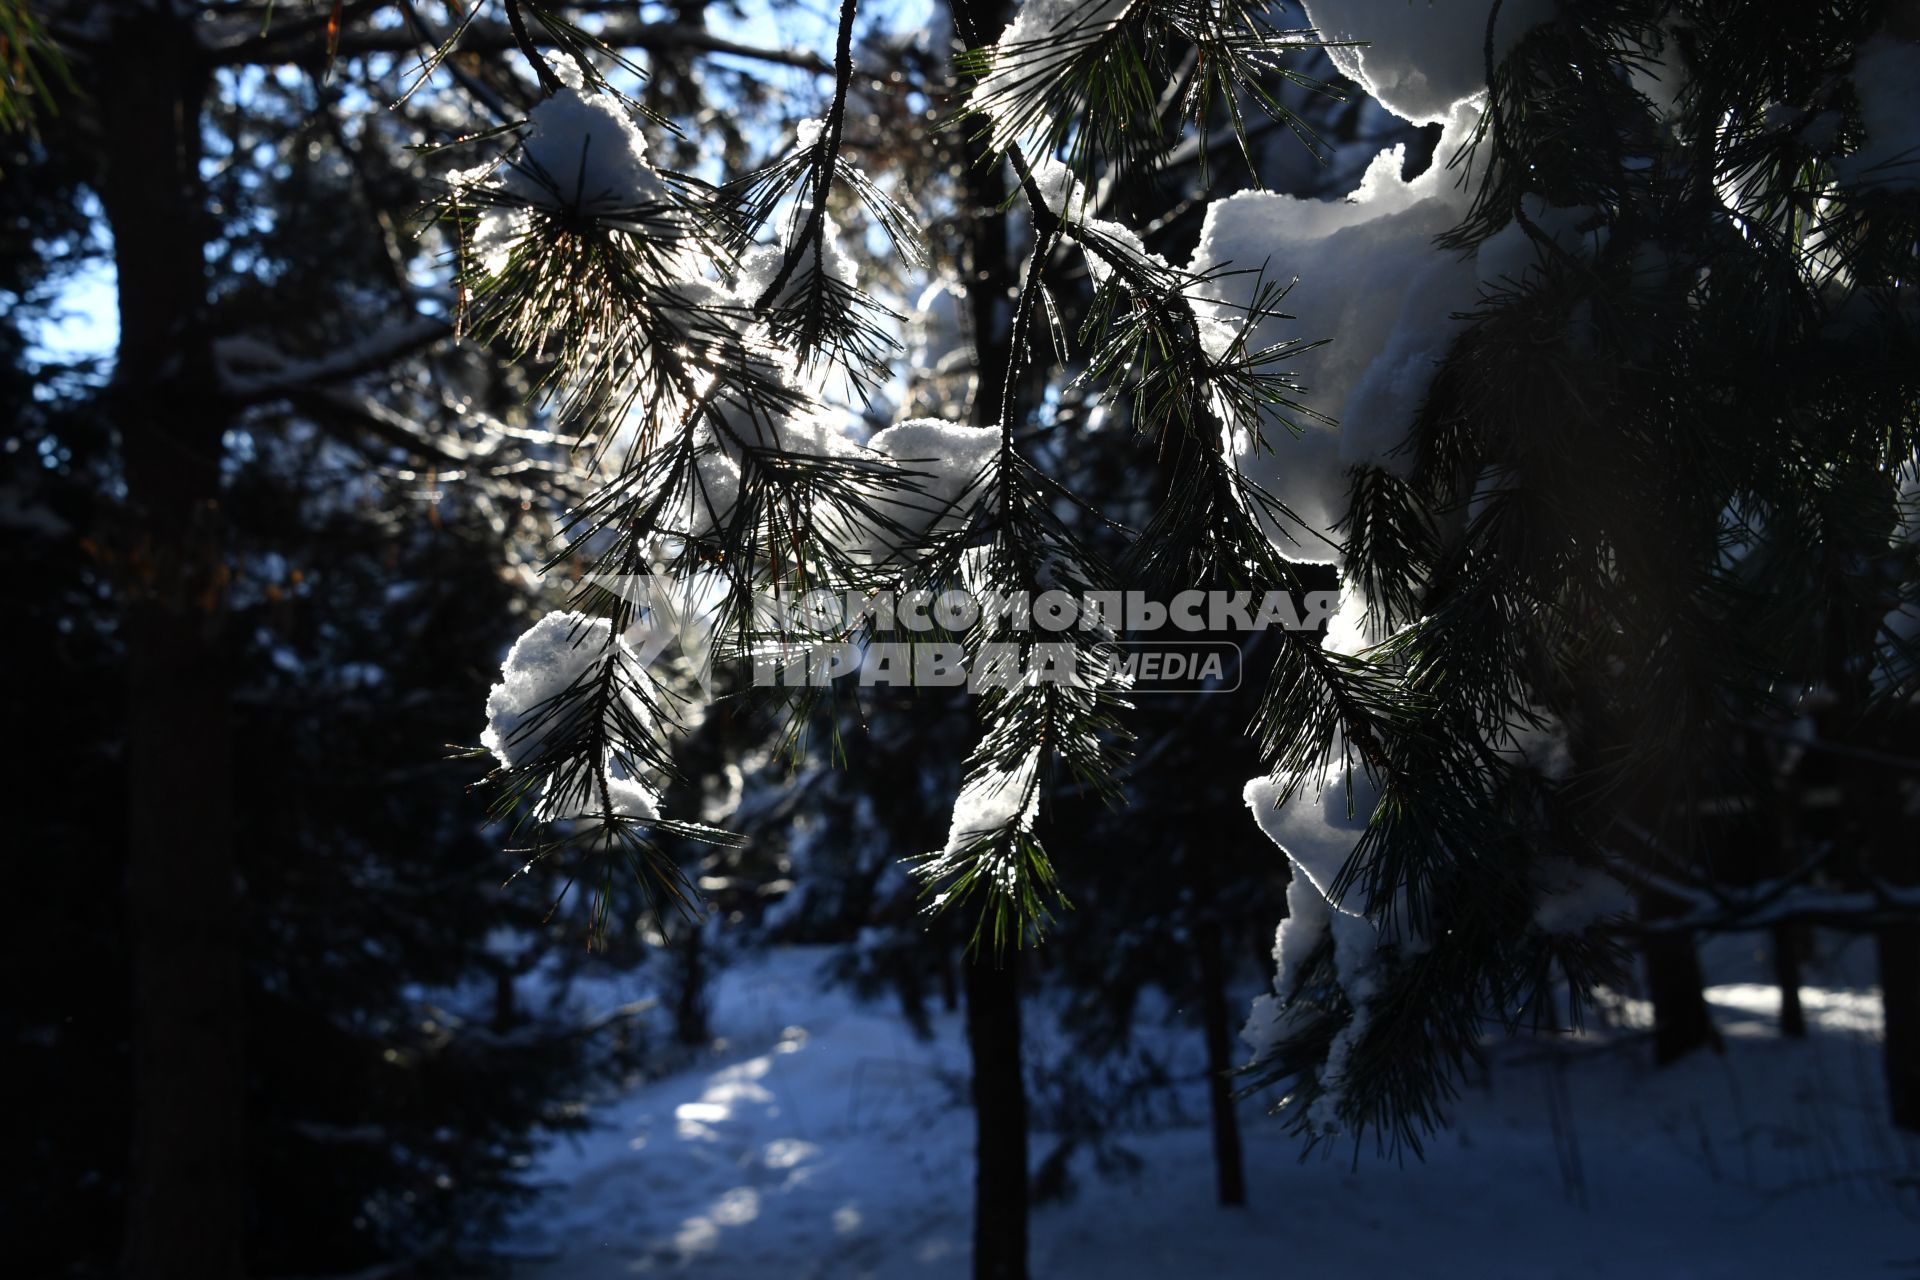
207,16,832,75
293,387,475,468
220,316,450,405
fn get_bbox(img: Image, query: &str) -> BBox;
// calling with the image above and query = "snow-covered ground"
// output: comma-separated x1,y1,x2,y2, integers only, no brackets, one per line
513,940,1920,1278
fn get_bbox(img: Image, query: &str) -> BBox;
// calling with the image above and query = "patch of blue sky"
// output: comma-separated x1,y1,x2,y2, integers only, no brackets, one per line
31,1,938,378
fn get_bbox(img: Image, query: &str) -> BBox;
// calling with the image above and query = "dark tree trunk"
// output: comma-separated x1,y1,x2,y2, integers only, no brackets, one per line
96,12,245,1279
947,2,1029,1276
1879,925,1920,1131
1869,772,1919,1130
492,966,522,1034
1812,471,1920,1130
1631,795,1718,1065
1641,925,1718,1065
1770,925,1807,1040
950,0,1014,433
1750,733,1806,1039
941,950,961,1013
673,919,711,1046
965,954,1028,1280
1195,922,1248,1207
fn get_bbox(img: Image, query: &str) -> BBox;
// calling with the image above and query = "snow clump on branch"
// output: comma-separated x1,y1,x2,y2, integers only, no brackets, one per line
482,612,664,823
971,0,1137,152
506,88,669,216
1300,0,1557,125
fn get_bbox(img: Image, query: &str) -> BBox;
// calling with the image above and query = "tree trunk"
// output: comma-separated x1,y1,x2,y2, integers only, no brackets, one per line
950,0,1014,432
1869,764,1919,1130
965,954,1028,1280
1642,925,1718,1065
673,918,711,1046
1770,925,1807,1040
1750,733,1806,1039
1629,796,1718,1065
947,2,1029,1275
492,966,522,1034
941,950,961,1013
1195,922,1247,1207
1879,925,1920,1131
97,12,246,1279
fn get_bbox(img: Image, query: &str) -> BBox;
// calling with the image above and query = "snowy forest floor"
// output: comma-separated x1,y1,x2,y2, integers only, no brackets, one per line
512,939,1920,1278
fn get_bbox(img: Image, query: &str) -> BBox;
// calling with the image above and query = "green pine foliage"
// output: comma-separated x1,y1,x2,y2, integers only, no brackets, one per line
455,0,1917,1155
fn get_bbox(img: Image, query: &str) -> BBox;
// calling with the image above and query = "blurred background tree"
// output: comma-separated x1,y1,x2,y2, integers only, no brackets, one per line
1,3,849,1275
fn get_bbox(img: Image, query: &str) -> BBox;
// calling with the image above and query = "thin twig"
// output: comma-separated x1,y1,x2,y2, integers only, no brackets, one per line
753,0,861,312
505,0,562,94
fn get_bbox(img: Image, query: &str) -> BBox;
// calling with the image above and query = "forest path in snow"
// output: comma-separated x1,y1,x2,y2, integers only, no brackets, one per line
513,943,1920,1279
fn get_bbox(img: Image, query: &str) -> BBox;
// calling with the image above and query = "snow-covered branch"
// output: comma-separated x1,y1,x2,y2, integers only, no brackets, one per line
1623,883,1920,934
218,316,450,406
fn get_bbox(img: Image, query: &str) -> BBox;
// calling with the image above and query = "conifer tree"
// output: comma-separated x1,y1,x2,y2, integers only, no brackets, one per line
455,0,1920,1180
12,4,851,1274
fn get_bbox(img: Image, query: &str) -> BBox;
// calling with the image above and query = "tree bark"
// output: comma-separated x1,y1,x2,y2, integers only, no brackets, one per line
965,954,1028,1280
951,0,1014,432
1770,925,1807,1039
1879,925,1920,1131
1868,761,1919,1130
1639,870,1718,1065
96,13,246,1278
1641,924,1718,1065
941,950,961,1013
673,918,711,1046
1747,733,1807,1039
1633,797,1718,1065
1195,922,1248,1207
947,3,1030,1276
